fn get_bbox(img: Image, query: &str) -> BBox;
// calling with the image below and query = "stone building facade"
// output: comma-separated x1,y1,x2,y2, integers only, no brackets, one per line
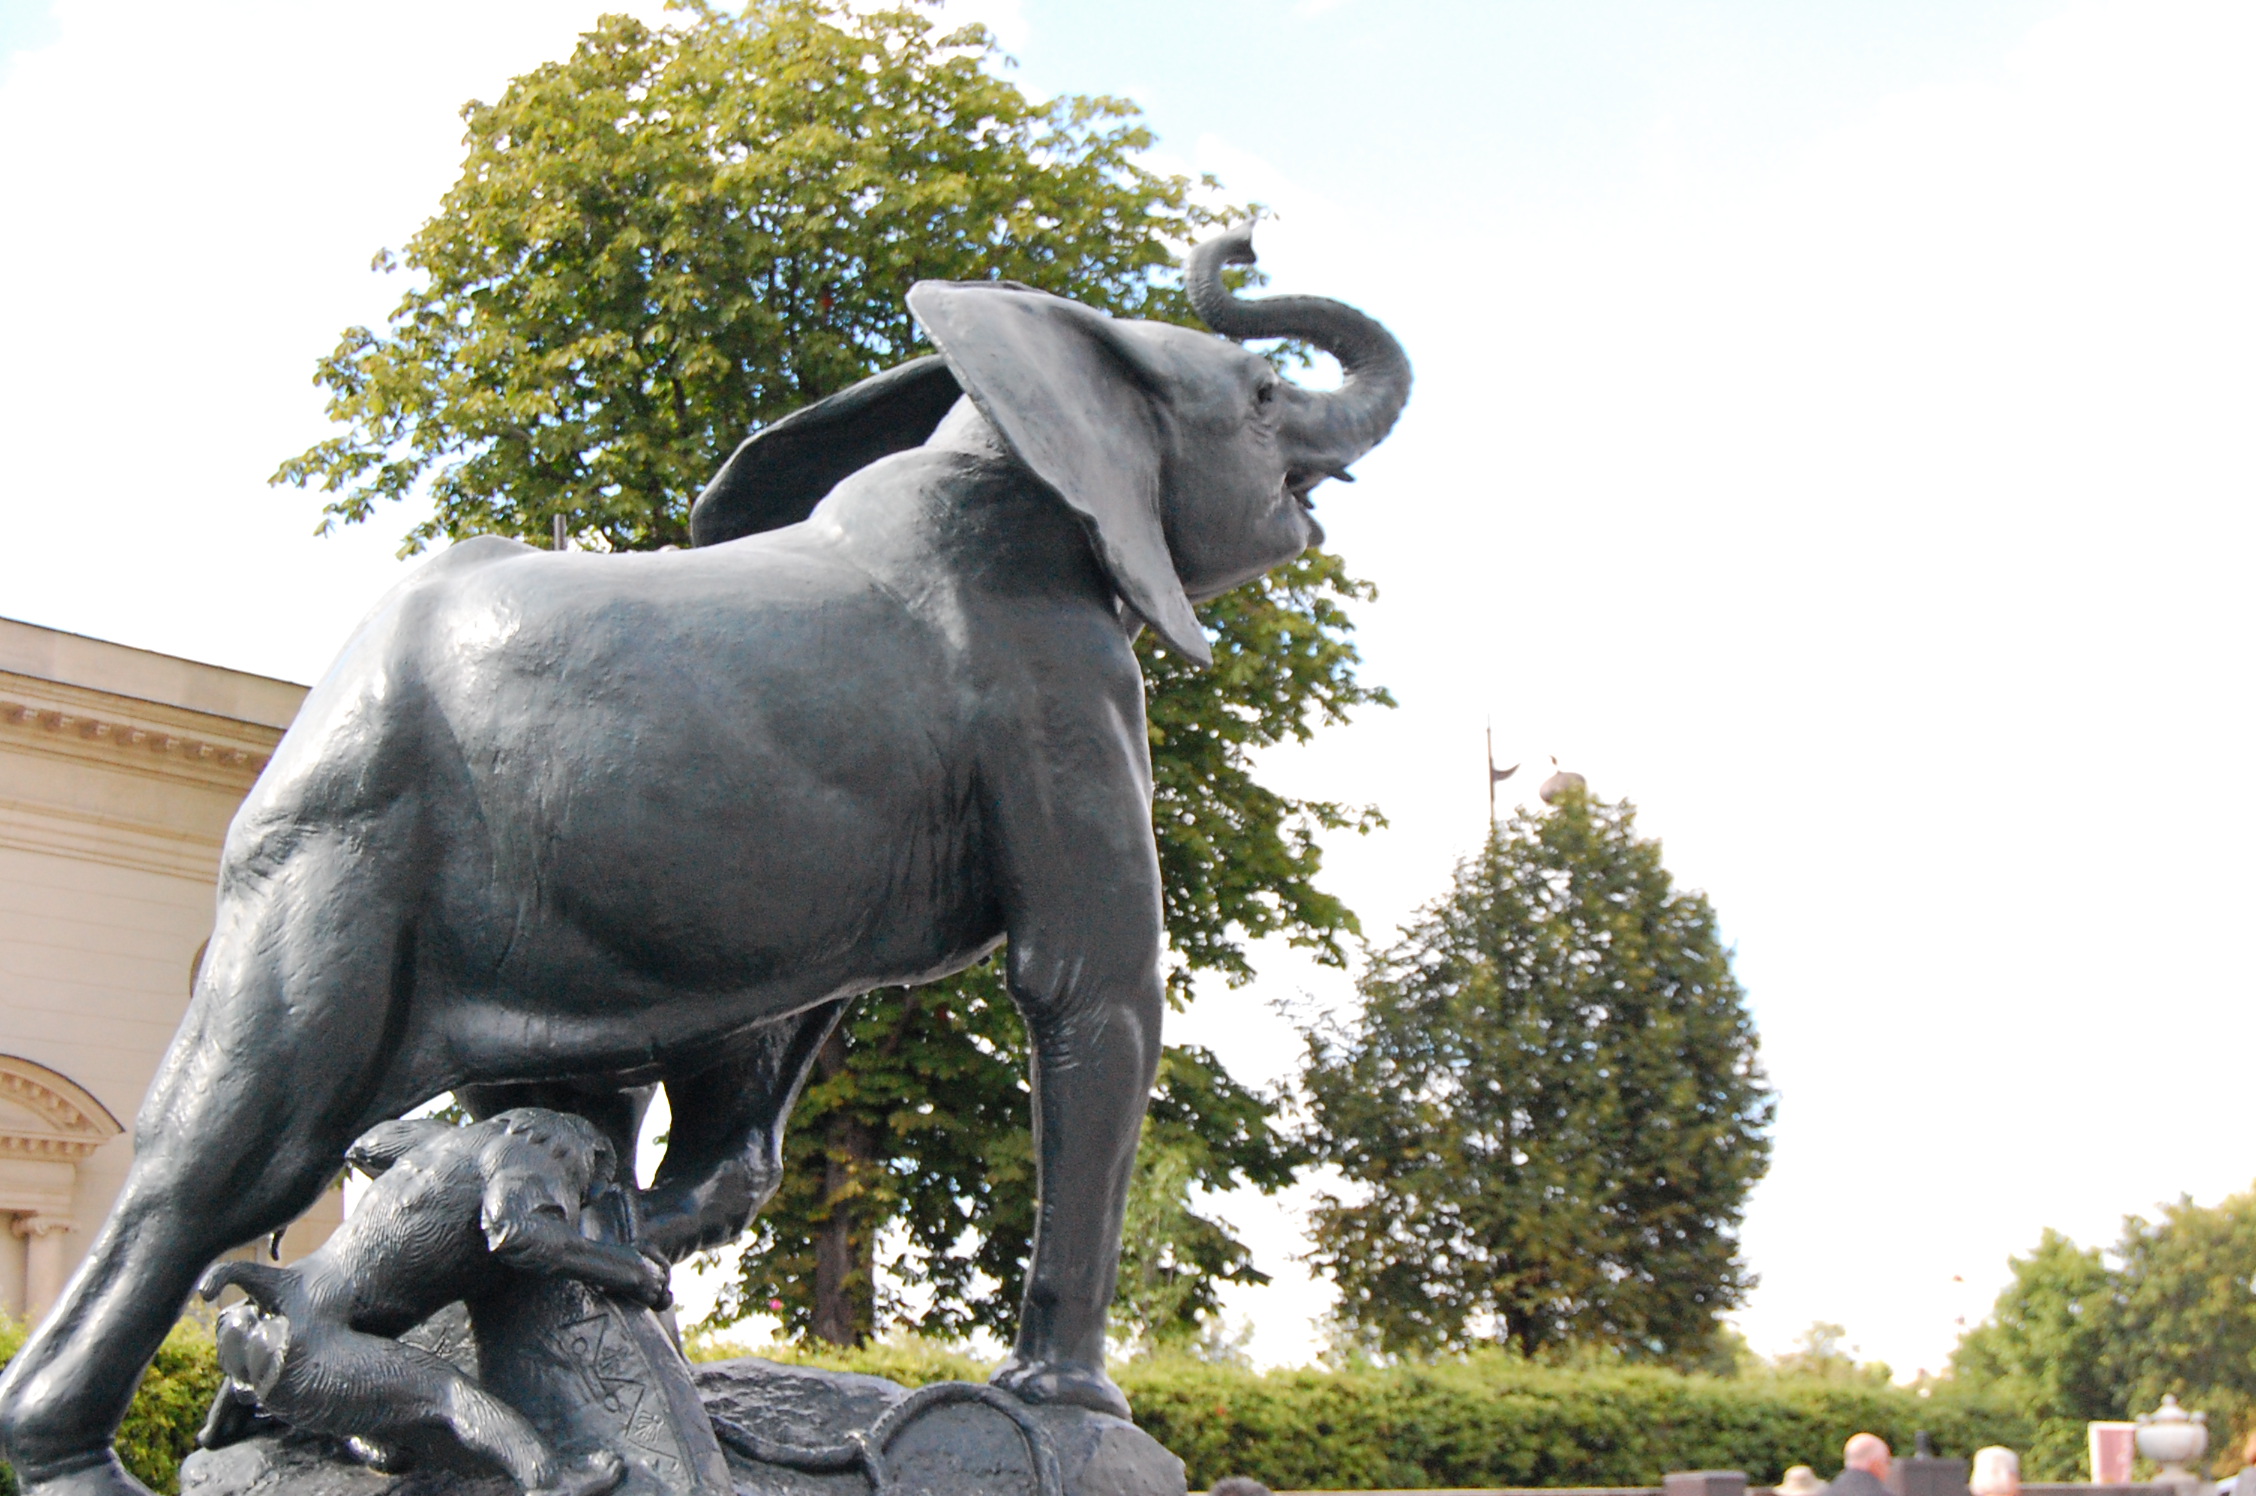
0,616,339,1324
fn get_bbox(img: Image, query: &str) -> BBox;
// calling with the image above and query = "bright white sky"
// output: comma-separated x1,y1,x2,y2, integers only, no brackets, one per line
3,0,2253,1383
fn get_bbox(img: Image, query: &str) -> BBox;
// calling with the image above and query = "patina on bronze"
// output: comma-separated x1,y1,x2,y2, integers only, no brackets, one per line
0,228,1410,1496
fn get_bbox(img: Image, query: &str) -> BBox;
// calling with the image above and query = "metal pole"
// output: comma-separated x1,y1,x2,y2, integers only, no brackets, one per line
1485,726,1517,829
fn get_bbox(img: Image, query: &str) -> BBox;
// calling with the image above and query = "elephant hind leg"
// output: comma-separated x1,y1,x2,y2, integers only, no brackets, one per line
638,999,850,1263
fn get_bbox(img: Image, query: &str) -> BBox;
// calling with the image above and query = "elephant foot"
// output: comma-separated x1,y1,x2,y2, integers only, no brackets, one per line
990,1354,1130,1420
11,1452,157,1496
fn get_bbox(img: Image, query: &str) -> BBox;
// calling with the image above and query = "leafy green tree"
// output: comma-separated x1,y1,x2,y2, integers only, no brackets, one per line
1952,1190,2256,1476
2110,1191,2256,1442
277,0,1386,1344
1950,1230,2121,1476
274,0,1236,551
1301,787,1774,1364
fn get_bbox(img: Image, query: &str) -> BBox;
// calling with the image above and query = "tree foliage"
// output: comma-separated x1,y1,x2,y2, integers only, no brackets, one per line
1766,1321,1893,1385
1952,1189,2256,1477
276,0,1389,1345
1301,787,1774,1364
1111,1043,1305,1358
275,0,1238,552
1949,1229,2119,1476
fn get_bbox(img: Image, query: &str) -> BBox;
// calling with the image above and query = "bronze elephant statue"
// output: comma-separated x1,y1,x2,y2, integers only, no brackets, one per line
0,227,1409,1496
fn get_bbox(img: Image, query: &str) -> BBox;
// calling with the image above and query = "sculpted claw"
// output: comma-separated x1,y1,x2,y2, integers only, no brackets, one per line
529,1448,626,1496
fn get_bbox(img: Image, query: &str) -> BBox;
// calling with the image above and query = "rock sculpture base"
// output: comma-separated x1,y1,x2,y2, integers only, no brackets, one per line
180,1357,1185,1496
471,1280,731,1496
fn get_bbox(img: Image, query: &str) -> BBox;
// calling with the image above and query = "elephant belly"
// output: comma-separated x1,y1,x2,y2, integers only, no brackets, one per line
395,552,1003,1081
386,770,1005,1093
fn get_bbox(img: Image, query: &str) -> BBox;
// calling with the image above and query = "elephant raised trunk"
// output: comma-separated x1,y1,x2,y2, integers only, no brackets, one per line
1185,225,1413,483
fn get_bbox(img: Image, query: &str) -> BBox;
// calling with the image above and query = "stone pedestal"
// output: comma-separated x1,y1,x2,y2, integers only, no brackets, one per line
695,1358,1182,1496
181,1355,1184,1496
471,1279,731,1496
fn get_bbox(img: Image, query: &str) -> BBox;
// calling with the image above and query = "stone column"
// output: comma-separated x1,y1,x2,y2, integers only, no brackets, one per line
14,1214,74,1326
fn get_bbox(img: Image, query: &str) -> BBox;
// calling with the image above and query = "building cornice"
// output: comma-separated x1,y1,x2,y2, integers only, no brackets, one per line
0,1134,108,1164
0,616,305,730
0,670,285,793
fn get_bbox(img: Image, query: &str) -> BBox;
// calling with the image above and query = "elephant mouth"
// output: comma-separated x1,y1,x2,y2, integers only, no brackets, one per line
1287,456,1356,501
1286,481,1328,547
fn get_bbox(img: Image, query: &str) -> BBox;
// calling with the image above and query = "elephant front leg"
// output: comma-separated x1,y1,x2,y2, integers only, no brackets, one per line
637,1000,848,1265
990,940,1164,1422
975,650,1169,1422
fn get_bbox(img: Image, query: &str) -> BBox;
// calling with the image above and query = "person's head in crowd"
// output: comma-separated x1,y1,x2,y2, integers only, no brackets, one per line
1845,1434,1893,1479
1971,1447,2020,1496
1777,1465,1826,1496
1210,1480,1272,1496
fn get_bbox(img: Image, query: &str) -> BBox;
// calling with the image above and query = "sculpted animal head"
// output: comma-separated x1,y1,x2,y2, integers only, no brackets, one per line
213,1299,292,1403
488,1107,619,1195
689,227,1411,666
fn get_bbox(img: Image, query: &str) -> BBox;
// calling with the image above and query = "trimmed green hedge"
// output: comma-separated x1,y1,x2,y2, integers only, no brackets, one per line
694,1338,2040,1492
1116,1355,2039,1492
7,1327,2042,1495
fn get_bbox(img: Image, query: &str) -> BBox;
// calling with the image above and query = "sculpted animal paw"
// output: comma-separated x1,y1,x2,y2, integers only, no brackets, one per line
529,1448,625,1496
634,1259,673,1313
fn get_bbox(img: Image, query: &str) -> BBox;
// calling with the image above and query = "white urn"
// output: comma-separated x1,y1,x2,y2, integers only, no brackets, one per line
2136,1395,2208,1482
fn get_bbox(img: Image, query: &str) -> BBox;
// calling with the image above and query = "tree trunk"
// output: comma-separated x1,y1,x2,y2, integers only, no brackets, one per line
810,1027,875,1345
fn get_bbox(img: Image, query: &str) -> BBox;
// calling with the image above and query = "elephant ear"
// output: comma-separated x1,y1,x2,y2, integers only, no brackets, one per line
907,280,1210,667
690,355,964,547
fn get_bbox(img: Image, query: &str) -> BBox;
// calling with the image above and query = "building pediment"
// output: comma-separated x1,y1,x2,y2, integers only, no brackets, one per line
0,1056,120,1165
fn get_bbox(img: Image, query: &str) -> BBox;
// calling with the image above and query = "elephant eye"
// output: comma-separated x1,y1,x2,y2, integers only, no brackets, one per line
1254,381,1278,407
